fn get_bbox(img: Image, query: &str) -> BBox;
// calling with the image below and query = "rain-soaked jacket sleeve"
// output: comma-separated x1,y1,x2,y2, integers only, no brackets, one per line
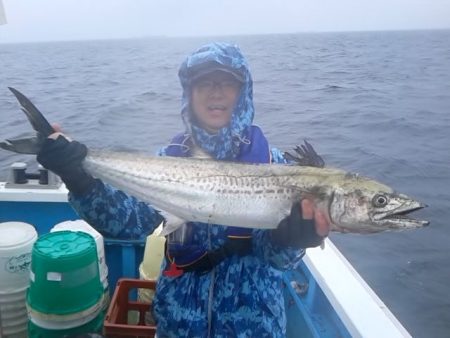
252,147,305,270
68,180,164,240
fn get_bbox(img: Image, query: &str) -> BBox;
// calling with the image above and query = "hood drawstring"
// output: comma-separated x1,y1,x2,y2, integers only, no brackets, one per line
165,134,192,154
232,132,251,145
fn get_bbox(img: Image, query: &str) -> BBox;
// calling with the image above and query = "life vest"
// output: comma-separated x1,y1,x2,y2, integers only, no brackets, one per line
163,126,271,274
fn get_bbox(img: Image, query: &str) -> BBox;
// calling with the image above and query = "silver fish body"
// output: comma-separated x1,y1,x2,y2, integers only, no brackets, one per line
84,150,429,234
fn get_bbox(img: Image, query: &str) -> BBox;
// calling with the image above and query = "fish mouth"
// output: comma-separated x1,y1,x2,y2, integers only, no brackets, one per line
377,203,429,228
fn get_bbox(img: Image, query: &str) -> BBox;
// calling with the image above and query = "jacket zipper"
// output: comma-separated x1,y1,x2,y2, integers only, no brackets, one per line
207,224,214,338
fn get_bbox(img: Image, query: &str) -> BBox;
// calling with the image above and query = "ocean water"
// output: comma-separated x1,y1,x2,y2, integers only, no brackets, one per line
1,30,449,337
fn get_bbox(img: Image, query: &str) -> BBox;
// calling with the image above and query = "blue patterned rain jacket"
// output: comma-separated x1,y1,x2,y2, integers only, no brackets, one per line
70,43,304,338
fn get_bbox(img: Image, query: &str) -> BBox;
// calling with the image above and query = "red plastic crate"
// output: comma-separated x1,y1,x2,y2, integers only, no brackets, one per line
104,278,157,338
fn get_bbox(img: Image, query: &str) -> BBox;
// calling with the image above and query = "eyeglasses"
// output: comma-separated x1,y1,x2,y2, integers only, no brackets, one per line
194,79,241,93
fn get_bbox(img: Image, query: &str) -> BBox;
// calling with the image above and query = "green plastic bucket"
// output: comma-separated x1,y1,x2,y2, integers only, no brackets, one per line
27,231,103,318
28,310,104,338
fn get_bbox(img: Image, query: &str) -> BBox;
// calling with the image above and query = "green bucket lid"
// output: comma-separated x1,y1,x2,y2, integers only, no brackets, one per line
27,231,103,315
33,230,95,261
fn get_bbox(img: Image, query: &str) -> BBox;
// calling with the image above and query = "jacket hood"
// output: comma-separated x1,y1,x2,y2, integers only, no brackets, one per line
178,42,254,160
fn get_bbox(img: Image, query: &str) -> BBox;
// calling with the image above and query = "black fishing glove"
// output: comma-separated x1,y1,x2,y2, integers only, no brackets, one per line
271,202,324,249
37,135,95,195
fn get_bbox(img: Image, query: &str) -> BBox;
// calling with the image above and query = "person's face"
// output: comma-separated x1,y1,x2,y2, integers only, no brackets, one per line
190,70,241,133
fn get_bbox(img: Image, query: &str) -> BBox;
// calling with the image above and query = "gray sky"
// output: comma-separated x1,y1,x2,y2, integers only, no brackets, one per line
1,0,449,43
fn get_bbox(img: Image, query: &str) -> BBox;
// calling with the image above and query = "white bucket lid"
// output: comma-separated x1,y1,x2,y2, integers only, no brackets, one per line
51,220,104,253
51,220,108,280
52,220,102,240
0,222,37,251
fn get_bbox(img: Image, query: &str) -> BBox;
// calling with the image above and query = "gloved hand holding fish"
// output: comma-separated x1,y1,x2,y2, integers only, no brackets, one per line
0,87,429,239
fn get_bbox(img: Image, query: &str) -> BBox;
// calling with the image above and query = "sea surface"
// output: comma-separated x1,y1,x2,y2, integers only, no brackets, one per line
1,30,449,337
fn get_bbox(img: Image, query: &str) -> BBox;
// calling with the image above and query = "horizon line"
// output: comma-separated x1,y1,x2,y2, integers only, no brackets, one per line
1,27,449,45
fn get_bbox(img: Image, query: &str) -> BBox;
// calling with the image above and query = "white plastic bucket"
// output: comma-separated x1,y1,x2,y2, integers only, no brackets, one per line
0,222,37,291
0,285,27,303
0,222,36,337
0,312,28,337
0,302,27,319
51,220,108,284
0,287,27,328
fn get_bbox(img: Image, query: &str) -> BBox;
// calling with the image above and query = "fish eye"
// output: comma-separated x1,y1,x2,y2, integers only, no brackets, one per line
372,194,388,207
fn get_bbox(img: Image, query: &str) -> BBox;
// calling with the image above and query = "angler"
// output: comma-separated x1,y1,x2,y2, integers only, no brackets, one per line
1,43,428,338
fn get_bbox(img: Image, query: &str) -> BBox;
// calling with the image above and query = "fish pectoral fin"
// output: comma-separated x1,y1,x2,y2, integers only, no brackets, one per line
158,210,187,237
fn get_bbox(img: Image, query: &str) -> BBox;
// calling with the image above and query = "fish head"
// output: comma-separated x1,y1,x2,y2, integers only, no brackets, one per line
329,175,429,233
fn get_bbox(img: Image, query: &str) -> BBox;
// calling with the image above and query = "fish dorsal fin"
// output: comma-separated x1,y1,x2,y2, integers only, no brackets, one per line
284,140,325,168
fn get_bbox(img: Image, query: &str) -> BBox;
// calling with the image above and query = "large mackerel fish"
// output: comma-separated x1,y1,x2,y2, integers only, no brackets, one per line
1,87,429,235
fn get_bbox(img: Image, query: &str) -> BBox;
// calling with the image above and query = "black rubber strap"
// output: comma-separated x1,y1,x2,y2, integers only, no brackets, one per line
179,237,252,273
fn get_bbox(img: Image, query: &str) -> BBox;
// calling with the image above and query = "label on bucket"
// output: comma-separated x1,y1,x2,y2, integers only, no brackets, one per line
5,253,31,273
47,272,62,282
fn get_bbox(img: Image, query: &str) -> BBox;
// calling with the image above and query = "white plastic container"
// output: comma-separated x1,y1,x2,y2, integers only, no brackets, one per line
51,220,108,289
0,314,28,338
0,287,28,338
0,221,37,338
0,286,28,325
0,221,37,291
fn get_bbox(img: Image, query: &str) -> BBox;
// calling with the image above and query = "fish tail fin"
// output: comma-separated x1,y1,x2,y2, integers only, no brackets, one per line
0,87,55,155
